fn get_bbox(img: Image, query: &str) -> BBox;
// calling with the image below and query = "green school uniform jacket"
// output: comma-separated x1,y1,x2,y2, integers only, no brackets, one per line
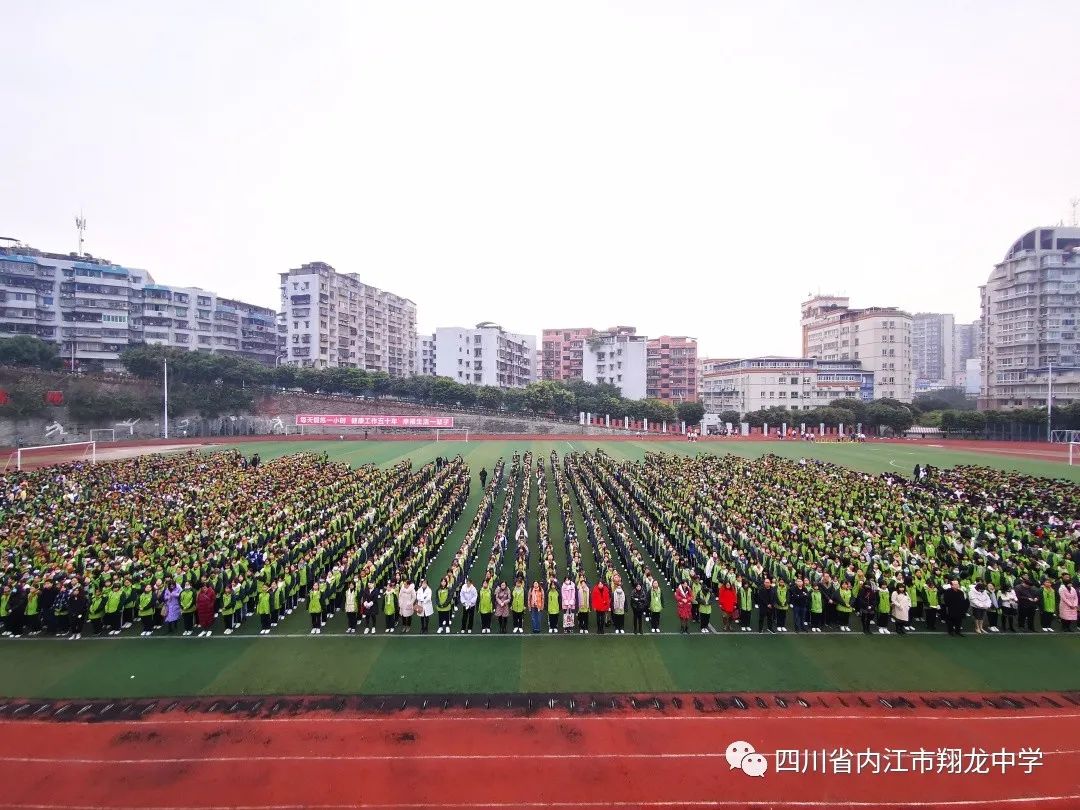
180,589,195,614
699,590,712,615
837,588,853,613
221,591,236,616
437,588,453,612
810,590,823,614
138,592,154,618
649,589,663,613
382,589,396,616
737,586,753,612
105,589,123,614
1042,588,1056,612
511,586,525,613
478,587,493,614
26,594,38,617
775,585,789,609
309,589,323,614
878,589,891,613
257,591,271,615
547,589,560,615
89,595,105,620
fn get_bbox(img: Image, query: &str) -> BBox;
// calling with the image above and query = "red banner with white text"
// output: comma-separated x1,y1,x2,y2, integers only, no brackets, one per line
295,414,454,428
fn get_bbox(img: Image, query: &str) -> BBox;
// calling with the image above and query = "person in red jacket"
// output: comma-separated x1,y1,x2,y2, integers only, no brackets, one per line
675,580,694,634
718,582,737,632
195,582,216,638
591,579,611,635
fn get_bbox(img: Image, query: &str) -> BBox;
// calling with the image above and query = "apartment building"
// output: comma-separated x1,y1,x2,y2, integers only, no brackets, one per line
417,334,437,376
646,336,698,403
801,295,912,402
541,327,596,381
582,326,647,399
952,320,979,388
432,322,535,388
0,240,275,371
279,262,416,376
912,312,955,387
701,357,874,416
979,226,1080,409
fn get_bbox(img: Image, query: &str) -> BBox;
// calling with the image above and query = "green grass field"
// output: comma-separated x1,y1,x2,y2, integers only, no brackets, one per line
2,439,1078,700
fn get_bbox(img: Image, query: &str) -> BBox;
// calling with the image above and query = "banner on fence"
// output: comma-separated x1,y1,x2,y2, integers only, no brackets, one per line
295,414,454,428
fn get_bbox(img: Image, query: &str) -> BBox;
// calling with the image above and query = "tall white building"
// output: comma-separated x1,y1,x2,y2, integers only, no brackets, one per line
432,322,535,388
912,312,955,387
582,326,647,399
801,295,913,402
0,240,276,371
279,262,416,375
980,226,1080,410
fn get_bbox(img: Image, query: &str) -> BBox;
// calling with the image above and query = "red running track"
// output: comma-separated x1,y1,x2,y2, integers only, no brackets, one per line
1,696,1078,809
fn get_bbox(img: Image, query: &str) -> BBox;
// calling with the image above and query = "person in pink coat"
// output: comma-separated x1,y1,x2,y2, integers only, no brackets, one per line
675,581,694,634
195,582,216,638
1058,576,1078,632
560,576,577,634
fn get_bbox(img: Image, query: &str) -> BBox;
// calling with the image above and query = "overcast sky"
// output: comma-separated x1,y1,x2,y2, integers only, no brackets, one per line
3,1,1078,356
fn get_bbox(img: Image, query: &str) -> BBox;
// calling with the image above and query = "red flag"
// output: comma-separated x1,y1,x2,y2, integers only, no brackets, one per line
0,389,8,405
45,390,64,406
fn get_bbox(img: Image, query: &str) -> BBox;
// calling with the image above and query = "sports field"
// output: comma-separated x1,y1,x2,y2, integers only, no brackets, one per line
1,439,1078,701
4,438,1080,810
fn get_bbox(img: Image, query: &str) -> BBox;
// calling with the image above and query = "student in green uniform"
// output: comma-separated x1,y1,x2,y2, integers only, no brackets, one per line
836,581,853,632
478,577,494,634
382,582,398,633
257,583,272,634
25,586,40,635
308,583,324,635
698,584,713,633
221,585,237,635
876,585,892,634
775,579,789,633
510,577,526,634
138,584,155,636
809,586,824,632
89,590,105,636
737,578,754,632
649,580,663,633
546,579,560,633
105,582,124,636
436,578,453,634
180,582,196,636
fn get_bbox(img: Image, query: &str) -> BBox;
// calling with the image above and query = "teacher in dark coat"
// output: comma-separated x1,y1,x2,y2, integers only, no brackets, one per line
941,579,968,637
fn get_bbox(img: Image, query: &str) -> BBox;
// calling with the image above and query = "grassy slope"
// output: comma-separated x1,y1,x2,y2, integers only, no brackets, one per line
2,439,1078,700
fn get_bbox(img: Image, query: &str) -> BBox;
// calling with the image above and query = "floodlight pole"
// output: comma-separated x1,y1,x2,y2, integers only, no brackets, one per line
163,357,169,440
1046,361,1052,441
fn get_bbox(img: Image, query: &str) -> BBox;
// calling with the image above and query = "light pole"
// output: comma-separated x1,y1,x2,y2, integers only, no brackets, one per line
163,357,169,440
1046,361,1053,441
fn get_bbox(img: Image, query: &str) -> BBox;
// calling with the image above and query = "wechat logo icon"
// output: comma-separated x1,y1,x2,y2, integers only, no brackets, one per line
726,740,768,778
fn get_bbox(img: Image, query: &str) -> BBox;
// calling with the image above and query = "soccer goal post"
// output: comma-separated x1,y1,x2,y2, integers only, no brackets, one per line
1049,430,1080,466
435,428,469,442
89,428,116,443
6,441,96,472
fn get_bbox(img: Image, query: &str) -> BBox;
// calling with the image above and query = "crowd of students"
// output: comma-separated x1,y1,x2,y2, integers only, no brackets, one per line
2,447,1077,640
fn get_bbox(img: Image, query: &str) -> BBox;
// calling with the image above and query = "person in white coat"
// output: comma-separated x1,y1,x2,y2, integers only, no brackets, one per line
968,582,992,635
344,582,359,634
415,579,433,634
890,585,911,636
398,580,417,634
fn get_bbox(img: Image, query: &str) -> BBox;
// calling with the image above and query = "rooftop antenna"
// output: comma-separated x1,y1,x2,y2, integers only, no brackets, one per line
75,212,87,255
1070,197,1079,227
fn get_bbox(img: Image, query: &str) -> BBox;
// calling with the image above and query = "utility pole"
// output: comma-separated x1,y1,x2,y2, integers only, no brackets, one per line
163,357,169,440
1047,361,1053,441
